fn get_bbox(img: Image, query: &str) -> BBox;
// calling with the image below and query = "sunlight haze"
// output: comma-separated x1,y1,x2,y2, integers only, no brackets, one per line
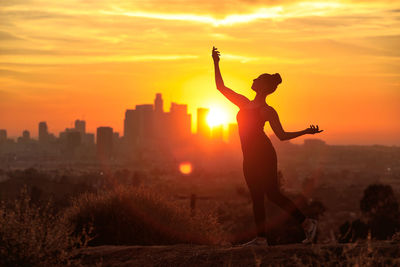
1,0,399,145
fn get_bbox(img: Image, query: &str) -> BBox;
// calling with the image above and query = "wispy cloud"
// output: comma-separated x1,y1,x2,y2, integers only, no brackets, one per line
97,1,397,27
223,53,314,64
100,7,283,27
0,54,198,65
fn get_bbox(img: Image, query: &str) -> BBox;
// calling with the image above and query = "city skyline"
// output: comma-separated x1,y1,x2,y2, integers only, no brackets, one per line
0,93,227,142
1,89,399,146
1,0,399,145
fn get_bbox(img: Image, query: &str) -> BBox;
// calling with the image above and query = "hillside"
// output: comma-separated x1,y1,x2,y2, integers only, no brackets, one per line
77,241,400,266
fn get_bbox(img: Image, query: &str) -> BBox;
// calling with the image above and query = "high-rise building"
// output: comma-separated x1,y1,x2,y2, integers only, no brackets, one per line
66,131,81,156
136,104,154,138
124,94,194,146
113,132,120,144
170,102,191,141
38,121,48,143
22,130,30,140
0,129,7,143
74,120,86,136
83,133,95,146
96,127,113,159
197,108,210,138
124,103,155,146
154,93,163,114
124,109,139,145
17,130,31,144
153,93,166,141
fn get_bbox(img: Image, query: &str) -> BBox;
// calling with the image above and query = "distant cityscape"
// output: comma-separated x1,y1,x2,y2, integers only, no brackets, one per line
0,93,240,162
1,93,399,185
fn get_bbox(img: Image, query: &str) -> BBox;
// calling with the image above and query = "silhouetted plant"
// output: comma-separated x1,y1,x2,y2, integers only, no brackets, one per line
360,184,400,239
0,186,90,266
66,185,225,246
338,219,369,243
339,183,400,242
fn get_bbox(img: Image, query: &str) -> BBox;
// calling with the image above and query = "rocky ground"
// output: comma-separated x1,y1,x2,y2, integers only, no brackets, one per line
76,241,400,266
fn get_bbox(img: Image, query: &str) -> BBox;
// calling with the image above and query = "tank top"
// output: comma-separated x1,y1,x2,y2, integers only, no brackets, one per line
236,105,274,158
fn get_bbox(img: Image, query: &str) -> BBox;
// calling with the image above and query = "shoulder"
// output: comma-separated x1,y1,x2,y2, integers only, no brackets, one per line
259,105,278,120
261,104,277,115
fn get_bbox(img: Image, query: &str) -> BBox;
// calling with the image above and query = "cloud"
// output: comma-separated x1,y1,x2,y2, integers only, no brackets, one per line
222,53,313,64
100,6,284,26
0,31,23,41
0,54,199,65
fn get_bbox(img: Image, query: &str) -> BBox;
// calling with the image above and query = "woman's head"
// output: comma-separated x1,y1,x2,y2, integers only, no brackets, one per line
251,73,282,95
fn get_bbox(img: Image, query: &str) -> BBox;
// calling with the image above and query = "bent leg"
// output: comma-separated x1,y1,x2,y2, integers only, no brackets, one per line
266,188,306,224
265,164,306,224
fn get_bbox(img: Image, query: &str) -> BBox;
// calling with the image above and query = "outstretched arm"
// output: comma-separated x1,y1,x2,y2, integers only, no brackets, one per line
212,47,250,108
267,107,323,141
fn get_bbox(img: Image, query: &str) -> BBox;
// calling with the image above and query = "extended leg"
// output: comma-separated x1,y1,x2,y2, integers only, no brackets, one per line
248,187,267,237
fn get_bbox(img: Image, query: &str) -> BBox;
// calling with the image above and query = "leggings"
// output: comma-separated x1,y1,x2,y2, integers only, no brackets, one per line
243,153,306,237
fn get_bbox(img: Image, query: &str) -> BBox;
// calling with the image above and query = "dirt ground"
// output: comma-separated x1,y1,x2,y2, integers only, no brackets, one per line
77,241,400,267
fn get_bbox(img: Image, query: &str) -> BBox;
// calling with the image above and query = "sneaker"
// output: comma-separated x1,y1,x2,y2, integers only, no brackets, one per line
302,218,318,244
241,236,268,247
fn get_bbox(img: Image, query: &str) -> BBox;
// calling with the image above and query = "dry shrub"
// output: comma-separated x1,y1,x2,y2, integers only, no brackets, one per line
66,185,225,246
291,240,400,267
0,187,90,267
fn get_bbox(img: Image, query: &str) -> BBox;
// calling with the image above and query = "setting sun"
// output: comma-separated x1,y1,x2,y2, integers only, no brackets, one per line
206,107,228,127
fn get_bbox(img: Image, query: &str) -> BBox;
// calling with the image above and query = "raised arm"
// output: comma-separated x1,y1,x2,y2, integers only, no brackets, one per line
212,47,250,108
267,106,323,141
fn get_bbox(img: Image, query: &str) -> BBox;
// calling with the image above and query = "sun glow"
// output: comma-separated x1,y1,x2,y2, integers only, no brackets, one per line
206,107,228,127
179,162,192,175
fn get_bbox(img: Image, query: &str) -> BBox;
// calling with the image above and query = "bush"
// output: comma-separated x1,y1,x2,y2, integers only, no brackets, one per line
360,184,400,239
0,187,89,267
66,185,225,246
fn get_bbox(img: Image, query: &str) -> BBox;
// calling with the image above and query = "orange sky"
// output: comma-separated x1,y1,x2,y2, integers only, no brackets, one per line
1,0,399,145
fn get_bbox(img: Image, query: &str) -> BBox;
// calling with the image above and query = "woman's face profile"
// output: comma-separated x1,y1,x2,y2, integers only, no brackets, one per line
251,74,279,94
251,76,263,92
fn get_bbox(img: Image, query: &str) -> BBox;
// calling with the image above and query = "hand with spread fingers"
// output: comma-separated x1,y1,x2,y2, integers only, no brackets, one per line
212,46,220,63
307,124,323,134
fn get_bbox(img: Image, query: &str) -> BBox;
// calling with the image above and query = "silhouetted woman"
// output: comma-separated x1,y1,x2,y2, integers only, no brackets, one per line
212,47,323,246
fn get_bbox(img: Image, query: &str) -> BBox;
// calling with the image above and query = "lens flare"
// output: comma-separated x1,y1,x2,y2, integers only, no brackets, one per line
179,162,192,175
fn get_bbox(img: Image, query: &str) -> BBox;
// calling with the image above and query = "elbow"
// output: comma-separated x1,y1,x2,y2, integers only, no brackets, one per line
216,84,226,91
277,133,288,141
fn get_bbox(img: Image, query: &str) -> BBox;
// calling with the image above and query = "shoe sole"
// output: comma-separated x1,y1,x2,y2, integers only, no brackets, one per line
302,220,318,244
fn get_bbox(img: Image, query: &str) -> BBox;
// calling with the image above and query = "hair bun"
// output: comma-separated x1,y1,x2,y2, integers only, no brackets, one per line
273,73,282,85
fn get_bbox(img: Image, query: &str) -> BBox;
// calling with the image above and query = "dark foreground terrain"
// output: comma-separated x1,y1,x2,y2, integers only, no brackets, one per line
76,241,400,266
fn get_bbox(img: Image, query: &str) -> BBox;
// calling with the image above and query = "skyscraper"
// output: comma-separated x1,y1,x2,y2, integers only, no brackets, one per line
74,120,86,136
153,93,167,141
197,108,210,138
136,104,154,138
22,130,30,140
154,93,163,114
66,131,81,156
84,133,95,146
38,121,48,143
170,102,191,141
124,109,138,146
96,127,113,159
